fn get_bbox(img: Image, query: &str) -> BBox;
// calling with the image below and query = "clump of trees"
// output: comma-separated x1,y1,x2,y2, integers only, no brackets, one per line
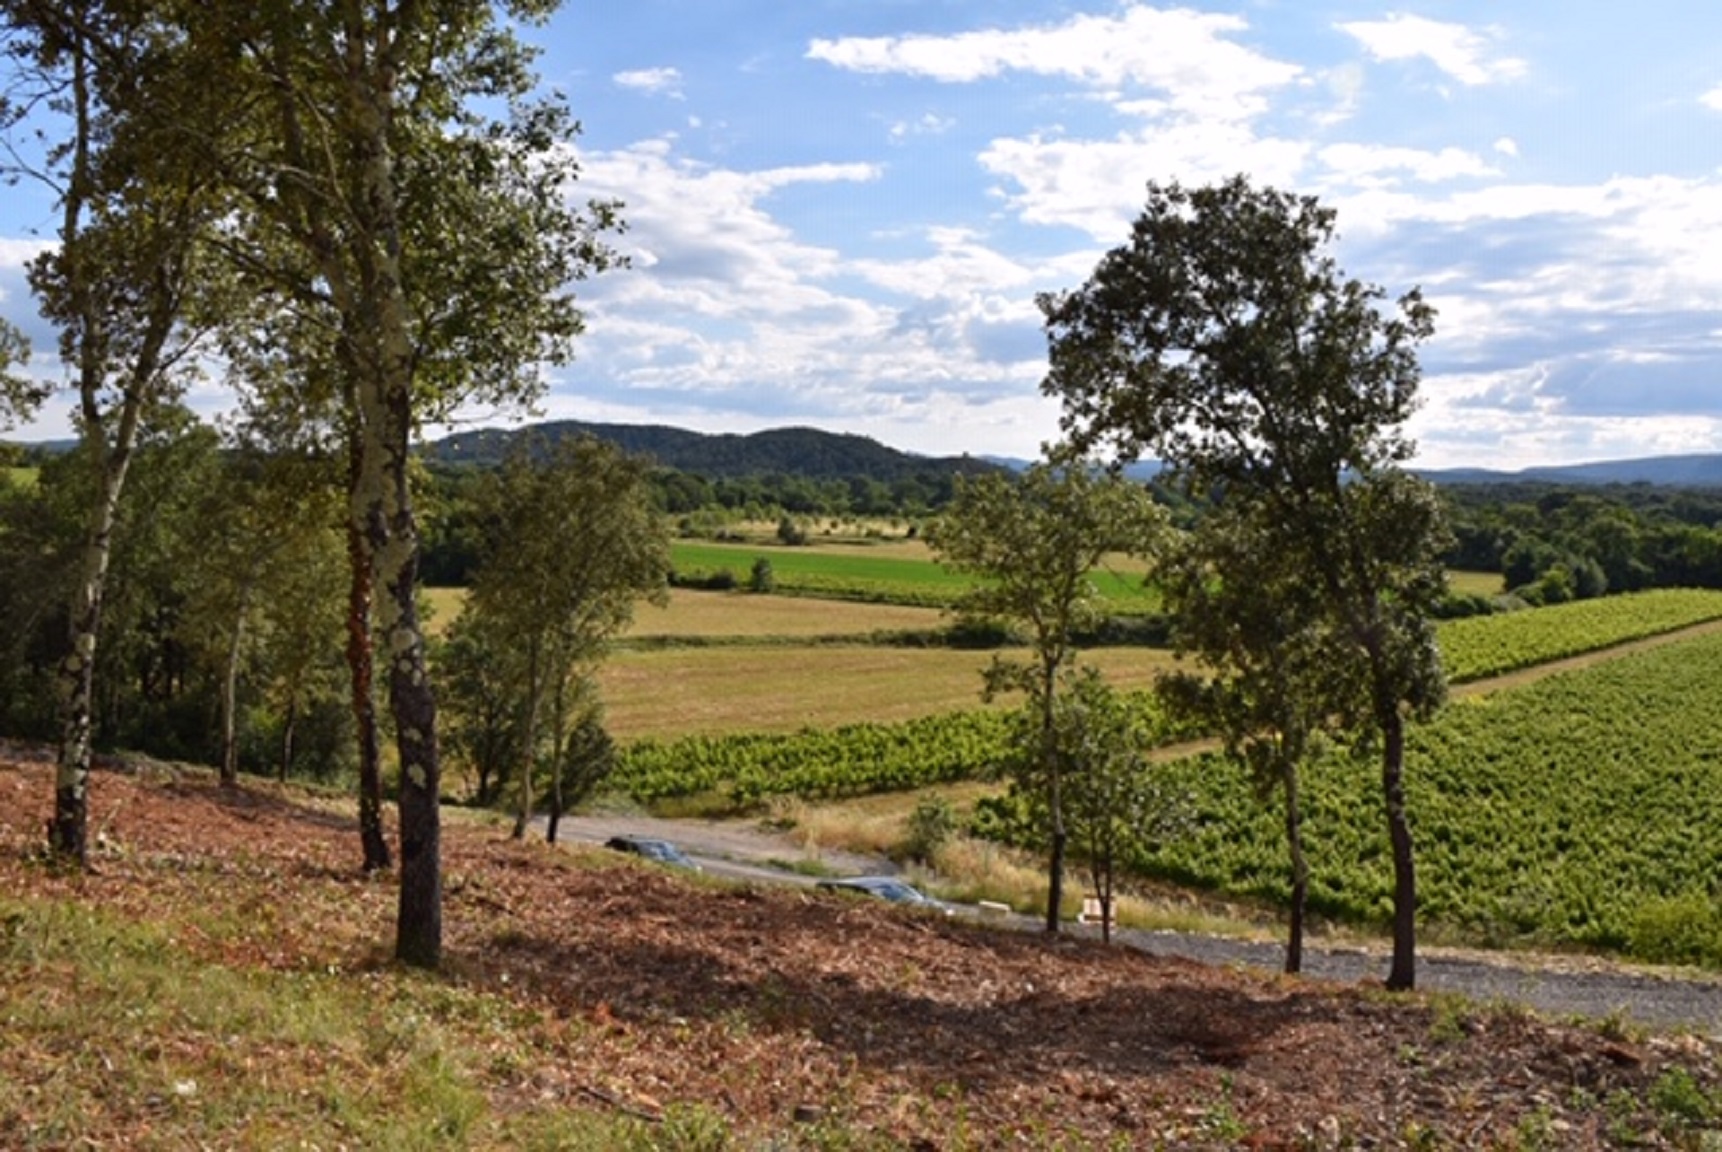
0,0,620,969
441,436,669,842
930,458,1171,933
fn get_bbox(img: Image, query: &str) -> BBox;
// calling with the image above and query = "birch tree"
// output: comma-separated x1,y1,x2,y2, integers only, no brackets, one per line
0,0,218,864
174,0,616,966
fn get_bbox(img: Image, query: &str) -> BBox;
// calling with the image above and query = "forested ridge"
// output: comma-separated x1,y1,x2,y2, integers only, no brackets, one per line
423,419,1005,481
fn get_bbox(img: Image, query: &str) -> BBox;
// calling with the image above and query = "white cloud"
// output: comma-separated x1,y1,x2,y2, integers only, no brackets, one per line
809,5,1302,122
1338,14,1526,87
889,113,955,142
613,67,684,98
1314,62,1366,127
979,126,1311,241
1702,83,1722,112
1493,136,1519,158
543,139,1053,452
1318,143,1496,187
0,237,50,269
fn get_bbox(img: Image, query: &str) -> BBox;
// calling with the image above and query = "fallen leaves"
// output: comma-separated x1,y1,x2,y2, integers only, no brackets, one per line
0,750,1719,1148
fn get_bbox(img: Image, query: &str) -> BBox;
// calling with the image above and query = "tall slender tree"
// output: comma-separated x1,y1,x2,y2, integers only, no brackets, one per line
1156,496,1355,973
1042,176,1449,989
173,0,616,965
0,0,219,864
457,436,669,841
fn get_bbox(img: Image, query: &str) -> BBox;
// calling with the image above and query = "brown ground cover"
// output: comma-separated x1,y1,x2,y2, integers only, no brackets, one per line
3,752,1718,1148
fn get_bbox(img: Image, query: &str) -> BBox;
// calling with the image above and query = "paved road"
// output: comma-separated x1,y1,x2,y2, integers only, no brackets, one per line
550,811,1722,1037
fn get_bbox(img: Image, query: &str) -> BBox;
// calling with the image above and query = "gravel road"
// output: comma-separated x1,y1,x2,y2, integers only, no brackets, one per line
554,811,1722,1038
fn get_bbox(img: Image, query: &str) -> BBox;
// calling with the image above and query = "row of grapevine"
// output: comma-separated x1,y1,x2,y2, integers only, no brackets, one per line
612,709,1017,805
1436,588,1722,682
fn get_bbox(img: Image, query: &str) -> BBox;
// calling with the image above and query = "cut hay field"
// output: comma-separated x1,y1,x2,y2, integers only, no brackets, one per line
624,589,947,639
595,642,1182,742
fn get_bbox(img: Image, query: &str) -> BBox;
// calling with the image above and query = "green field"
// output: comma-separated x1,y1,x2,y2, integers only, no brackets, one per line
670,539,1160,609
583,587,1722,967
2,466,36,491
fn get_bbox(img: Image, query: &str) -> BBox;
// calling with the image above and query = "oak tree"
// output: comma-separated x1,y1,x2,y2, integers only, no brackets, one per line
1043,176,1449,989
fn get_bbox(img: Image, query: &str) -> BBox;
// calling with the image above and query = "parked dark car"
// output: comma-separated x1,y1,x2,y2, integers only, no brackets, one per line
604,835,700,871
816,876,953,914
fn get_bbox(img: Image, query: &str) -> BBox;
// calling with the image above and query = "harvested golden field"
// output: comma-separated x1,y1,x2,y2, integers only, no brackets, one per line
623,589,948,639
596,644,1182,741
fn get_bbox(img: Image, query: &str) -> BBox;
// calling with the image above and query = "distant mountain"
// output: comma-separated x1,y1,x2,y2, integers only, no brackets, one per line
425,420,1005,481
990,450,1722,488
1416,453,1722,488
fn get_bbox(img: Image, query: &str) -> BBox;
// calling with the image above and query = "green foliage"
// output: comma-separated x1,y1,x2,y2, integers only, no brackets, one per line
615,708,1017,808
1627,895,1722,968
1646,1068,1717,1129
553,707,617,815
0,317,37,431
929,459,1170,926
446,436,670,820
775,515,807,546
747,557,775,594
1041,174,1449,985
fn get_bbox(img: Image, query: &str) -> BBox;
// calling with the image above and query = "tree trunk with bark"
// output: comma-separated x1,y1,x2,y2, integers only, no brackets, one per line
345,453,391,872
219,580,253,786
1282,760,1308,975
510,632,542,841
1382,709,1416,990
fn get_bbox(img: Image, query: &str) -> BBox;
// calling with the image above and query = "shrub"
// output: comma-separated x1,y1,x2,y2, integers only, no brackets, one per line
748,557,775,594
902,796,958,866
1627,894,1722,967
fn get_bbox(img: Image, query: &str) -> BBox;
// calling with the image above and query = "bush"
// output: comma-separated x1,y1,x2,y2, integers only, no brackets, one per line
669,567,737,591
748,557,775,594
1627,894,1722,967
901,796,957,866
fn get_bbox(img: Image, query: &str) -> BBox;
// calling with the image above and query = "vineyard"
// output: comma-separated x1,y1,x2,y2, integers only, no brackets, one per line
1111,629,1722,964
605,590,1722,966
614,709,1018,805
1435,588,1722,682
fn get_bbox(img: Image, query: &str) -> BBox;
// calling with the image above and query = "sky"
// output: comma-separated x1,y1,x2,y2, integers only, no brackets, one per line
2,1,1721,470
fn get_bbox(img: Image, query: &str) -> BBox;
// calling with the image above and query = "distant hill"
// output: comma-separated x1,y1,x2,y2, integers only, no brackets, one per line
425,420,1005,481
991,451,1722,488
1416,453,1722,488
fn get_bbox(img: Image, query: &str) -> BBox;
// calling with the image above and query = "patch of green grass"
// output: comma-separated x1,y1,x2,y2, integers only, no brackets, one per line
1447,569,1502,597
0,899,624,1148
